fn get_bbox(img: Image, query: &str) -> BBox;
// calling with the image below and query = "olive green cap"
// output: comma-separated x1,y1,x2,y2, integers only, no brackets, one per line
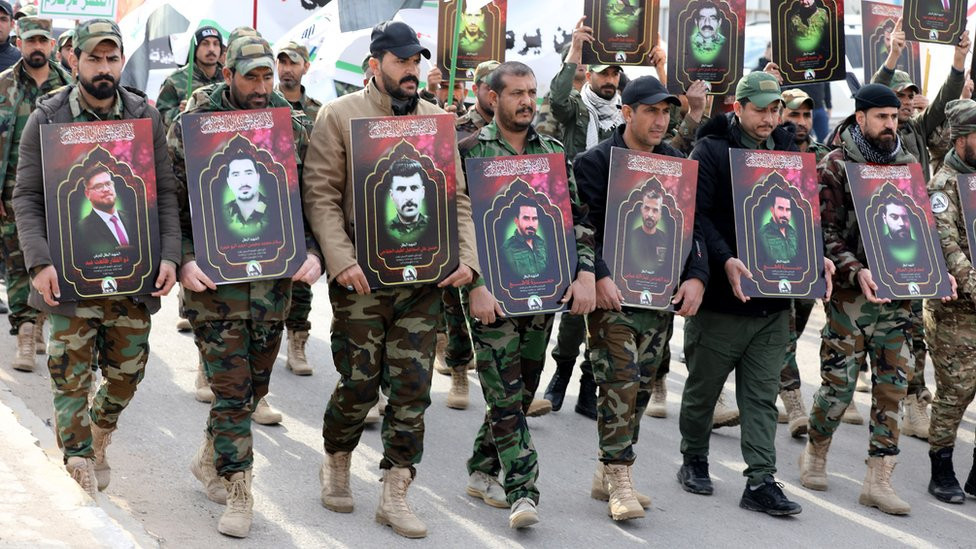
735,72,783,108
888,70,920,94
277,41,309,64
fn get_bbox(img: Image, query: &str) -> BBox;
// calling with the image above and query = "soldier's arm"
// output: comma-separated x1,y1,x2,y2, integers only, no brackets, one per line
148,105,182,267
155,78,181,130
565,157,595,274
931,178,976,296
165,117,195,265
572,149,609,279
689,142,735,264
870,66,894,87
11,110,52,270
549,63,581,126
819,154,864,286
291,119,324,268
669,114,705,156
452,145,482,277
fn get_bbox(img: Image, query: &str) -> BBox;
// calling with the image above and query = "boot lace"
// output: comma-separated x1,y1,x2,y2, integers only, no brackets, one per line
332,453,351,494
388,473,414,515
93,428,113,463
608,465,636,501
227,476,251,513
71,461,94,494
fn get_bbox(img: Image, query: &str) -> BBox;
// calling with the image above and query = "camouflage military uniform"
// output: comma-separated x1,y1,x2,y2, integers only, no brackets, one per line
549,62,618,161
459,122,595,503
169,80,320,475
532,92,563,141
810,120,916,456
455,105,489,142
155,61,224,132
924,144,976,451
0,58,71,335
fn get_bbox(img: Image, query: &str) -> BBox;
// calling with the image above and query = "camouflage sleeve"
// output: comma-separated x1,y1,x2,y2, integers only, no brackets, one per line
930,174,976,297
920,67,965,139
565,155,595,274
165,118,196,265
155,78,181,132
291,116,323,267
669,113,704,156
870,66,894,87
819,153,864,286
148,105,182,266
549,62,581,127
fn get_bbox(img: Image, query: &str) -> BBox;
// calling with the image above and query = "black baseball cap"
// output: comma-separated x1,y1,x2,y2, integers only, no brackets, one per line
0,1,12,17
621,76,680,107
370,21,430,60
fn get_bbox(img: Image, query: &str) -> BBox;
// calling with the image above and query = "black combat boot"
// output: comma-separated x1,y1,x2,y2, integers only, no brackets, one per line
739,476,802,516
574,366,598,420
677,454,713,495
928,447,965,503
965,448,976,497
544,360,574,412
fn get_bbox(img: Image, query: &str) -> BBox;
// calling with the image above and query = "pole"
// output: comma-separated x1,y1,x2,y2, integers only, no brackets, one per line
446,0,464,107
253,0,258,30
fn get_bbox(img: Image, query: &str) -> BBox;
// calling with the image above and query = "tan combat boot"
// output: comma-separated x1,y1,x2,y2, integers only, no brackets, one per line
645,376,667,418
859,456,911,515
66,456,97,499
712,391,740,428
433,332,450,376
901,394,930,440
194,359,214,403
446,368,469,410
12,322,36,372
591,463,651,508
34,314,46,354
320,451,354,513
603,463,645,520
526,398,552,417
780,389,809,438
218,471,253,538
252,397,282,425
841,399,864,425
190,436,227,504
799,437,831,490
375,467,427,538
91,424,114,491
286,330,313,376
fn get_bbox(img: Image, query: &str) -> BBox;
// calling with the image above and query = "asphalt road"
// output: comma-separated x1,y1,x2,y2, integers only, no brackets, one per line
0,285,974,548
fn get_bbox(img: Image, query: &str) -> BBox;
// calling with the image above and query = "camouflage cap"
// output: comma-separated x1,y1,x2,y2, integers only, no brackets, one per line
226,35,274,75
782,88,814,110
947,99,976,140
57,28,73,50
888,70,920,94
277,41,309,64
361,54,371,73
74,18,122,54
473,60,499,85
588,64,620,73
227,26,261,48
17,16,51,40
735,72,782,108
14,3,36,19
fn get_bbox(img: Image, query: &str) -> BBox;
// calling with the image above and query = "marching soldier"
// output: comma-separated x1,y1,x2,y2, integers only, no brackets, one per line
156,24,224,132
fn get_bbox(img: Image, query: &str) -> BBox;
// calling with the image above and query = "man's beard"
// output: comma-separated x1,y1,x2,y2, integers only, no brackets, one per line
866,129,898,153
231,86,268,109
477,98,494,117
279,76,299,91
382,71,419,101
24,51,47,69
777,217,790,227
797,2,817,23
594,83,616,100
80,73,117,100
499,105,533,132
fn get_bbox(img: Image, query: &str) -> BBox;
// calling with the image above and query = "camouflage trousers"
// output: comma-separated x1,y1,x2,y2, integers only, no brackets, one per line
284,281,312,332
192,319,282,475
323,282,439,473
923,302,976,451
440,286,473,369
47,298,150,458
780,299,814,391
589,307,672,465
809,289,911,456
0,197,38,333
908,300,928,397
466,311,553,505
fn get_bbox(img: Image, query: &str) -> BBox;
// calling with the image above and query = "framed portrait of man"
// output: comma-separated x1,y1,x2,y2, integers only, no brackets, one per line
903,0,965,45
730,149,826,298
351,114,459,288
604,147,698,309
667,0,746,95
582,0,661,66
861,2,922,87
847,162,953,299
181,107,306,284
40,120,159,301
953,173,976,258
437,0,507,82
466,153,577,316
771,0,845,84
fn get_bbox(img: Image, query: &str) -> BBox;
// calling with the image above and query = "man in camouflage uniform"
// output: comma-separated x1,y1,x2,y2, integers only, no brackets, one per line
56,29,74,73
303,21,478,539
12,18,180,499
170,36,323,538
872,26,969,439
458,61,595,529
275,40,322,377
155,24,224,132
923,99,976,503
801,83,956,514
0,16,71,372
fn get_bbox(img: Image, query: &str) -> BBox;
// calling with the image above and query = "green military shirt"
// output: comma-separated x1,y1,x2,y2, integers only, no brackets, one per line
759,220,799,263
928,149,976,302
389,212,429,242
156,62,224,131
455,105,490,142
801,137,832,163
275,84,322,122
549,62,617,160
226,198,269,232
502,230,548,277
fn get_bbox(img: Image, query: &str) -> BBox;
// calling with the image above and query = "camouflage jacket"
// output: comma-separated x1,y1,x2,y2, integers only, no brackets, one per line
819,117,917,290
156,62,224,132
275,84,322,122
458,121,596,289
533,92,564,141
927,149,976,309
928,120,952,176
455,104,490,142
667,109,705,156
550,62,616,161
799,135,832,163
168,82,321,322
0,59,72,195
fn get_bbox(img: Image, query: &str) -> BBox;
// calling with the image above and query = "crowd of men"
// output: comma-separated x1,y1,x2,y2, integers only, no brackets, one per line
2,1,976,541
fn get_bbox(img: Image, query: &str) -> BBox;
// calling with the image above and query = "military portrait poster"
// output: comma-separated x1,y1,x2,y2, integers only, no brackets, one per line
666,0,746,95
39,119,159,301
729,149,826,298
903,0,965,45
771,0,845,84
466,153,577,317
581,0,661,66
437,0,507,82
846,162,953,299
350,114,459,289
603,147,697,310
181,107,306,285
861,2,922,87
951,173,976,261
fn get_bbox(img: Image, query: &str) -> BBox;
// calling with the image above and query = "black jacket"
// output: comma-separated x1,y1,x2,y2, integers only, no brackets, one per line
691,112,798,316
574,125,709,288
0,42,20,73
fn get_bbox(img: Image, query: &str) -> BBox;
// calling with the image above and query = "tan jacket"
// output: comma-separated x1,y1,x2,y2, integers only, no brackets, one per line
303,78,480,281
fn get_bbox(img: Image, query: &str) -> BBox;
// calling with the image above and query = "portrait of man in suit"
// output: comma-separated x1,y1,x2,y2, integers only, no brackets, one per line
77,163,134,257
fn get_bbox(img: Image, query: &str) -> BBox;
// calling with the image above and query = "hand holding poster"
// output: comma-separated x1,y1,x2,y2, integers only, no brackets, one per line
350,114,459,289
730,149,827,298
860,2,922,88
181,107,307,284
581,0,661,66
903,0,965,45
40,120,160,301
771,0,845,84
604,147,697,309
437,0,507,82
666,0,746,95
466,153,577,316
847,162,953,299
